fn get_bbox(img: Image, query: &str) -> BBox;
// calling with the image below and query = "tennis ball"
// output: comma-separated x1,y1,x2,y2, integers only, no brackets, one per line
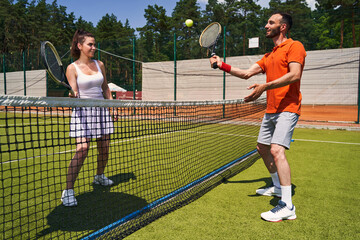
185,19,193,27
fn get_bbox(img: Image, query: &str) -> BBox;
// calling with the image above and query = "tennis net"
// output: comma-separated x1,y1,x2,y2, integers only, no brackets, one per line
0,95,266,239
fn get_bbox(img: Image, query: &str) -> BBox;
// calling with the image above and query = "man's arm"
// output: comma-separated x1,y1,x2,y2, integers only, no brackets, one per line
244,62,303,102
210,55,263,79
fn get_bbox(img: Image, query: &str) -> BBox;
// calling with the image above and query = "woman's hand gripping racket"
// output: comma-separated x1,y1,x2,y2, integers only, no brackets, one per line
199,22,222,69
41,41,75,96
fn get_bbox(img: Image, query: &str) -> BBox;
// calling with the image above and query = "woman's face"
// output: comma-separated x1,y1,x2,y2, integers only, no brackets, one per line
78,36,96,58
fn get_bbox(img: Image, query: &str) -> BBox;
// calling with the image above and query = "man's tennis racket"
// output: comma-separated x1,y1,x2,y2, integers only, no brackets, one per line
41,41,74,95
199,22,222,69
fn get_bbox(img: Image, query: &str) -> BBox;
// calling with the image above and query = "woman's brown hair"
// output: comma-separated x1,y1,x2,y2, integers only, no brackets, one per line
71,29,95,59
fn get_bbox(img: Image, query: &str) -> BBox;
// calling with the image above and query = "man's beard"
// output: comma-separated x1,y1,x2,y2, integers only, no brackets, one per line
266,26,281,38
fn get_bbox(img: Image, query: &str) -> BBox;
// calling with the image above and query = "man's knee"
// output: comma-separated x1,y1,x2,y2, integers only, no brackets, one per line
270,144,286,160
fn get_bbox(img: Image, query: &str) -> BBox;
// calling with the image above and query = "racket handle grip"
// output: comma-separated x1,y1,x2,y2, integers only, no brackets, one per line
211,53,218,69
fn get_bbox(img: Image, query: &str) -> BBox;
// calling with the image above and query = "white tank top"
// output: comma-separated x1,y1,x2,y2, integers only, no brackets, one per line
72,60,104,99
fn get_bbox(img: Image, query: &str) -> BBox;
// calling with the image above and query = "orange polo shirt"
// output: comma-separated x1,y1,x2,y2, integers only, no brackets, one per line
256,39,306,115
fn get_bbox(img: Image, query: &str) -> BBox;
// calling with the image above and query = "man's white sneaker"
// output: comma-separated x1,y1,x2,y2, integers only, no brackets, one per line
61,189,77,207
256,185,282,197
93,174,114,186
261,200,296,222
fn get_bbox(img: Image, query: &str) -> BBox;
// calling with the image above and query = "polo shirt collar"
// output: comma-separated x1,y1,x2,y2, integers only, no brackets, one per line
273,38,293,52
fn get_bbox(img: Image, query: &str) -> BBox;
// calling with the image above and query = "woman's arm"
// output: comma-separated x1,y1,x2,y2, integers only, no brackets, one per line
66,64,79,98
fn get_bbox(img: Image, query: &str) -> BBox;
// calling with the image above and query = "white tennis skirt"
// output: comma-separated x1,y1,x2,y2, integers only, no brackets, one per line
69,107,114,138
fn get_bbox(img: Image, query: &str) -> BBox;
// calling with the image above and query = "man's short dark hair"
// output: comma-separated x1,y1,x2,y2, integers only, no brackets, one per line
273,12,292,32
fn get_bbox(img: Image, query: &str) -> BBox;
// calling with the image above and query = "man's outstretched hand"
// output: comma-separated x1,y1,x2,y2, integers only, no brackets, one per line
244,83,266,102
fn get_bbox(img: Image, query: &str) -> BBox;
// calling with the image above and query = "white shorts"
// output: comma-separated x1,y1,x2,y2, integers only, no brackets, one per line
257,112,299,149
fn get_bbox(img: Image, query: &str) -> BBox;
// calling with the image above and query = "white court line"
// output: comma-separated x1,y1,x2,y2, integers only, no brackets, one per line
187,130,360,146
4,129,357,165
293,138,360,146
184,130,257,139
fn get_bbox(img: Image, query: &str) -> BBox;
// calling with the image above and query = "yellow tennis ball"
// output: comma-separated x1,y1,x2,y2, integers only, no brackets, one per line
185,19,193,27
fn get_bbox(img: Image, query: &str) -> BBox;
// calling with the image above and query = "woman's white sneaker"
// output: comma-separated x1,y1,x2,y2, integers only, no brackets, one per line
61,189,78,207
93,174,114,186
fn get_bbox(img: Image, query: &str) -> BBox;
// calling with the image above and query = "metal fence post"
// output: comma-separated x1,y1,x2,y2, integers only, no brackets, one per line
3,54,6,95
223,26,226,118
174,33,177,116
98,42,101,61
174,33,177,102
23,51,26,96
357,49,360,124
133,37,136,100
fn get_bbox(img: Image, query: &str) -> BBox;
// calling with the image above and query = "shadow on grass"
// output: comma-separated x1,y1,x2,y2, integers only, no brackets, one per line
223,177,271,185
37,172,148,238
223,177,297,205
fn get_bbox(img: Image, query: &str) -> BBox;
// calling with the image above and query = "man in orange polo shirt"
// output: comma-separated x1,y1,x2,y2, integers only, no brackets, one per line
210,12,306,222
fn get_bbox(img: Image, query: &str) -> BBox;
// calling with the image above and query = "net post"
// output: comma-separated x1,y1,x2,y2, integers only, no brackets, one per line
23,50,26,96
222,25,226,118
3,54,6,95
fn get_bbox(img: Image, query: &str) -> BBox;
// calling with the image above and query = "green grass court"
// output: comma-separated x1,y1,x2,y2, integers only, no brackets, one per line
126,128,360,240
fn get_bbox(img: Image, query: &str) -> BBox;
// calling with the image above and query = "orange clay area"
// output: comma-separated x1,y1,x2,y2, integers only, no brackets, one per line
298,105,360,129
301,105,357,122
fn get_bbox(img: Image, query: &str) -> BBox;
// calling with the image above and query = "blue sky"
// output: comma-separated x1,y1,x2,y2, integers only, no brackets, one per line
48,0,273,30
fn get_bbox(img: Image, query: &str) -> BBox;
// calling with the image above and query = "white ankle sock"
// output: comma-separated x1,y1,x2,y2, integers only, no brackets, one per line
281,185,293,208
270,172,281,189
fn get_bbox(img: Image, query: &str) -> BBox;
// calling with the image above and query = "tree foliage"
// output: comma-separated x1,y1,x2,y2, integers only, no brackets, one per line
1,0,358,55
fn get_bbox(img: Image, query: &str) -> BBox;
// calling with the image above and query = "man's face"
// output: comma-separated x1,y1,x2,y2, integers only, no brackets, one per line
265,14,283,39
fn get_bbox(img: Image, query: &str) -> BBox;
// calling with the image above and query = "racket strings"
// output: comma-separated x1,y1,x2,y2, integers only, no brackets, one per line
44,45,64,81
200,23,221,48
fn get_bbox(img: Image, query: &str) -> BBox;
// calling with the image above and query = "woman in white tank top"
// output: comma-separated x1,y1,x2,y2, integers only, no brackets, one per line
61,30,115,207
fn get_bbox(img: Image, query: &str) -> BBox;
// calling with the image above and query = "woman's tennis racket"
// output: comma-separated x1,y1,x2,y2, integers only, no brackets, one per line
41,41,74,95
199,22,222,69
